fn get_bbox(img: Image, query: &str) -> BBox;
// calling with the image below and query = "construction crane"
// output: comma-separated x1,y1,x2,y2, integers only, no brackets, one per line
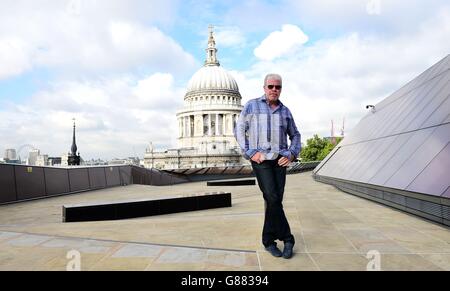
340,117,345,137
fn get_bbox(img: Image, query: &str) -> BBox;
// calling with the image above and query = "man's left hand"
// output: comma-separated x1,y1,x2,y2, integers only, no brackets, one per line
278,156,292,167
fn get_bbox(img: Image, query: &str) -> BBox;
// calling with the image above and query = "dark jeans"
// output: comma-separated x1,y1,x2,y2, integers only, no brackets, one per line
251,158,295,248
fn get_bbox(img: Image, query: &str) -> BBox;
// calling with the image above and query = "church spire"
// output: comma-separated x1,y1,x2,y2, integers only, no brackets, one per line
68,118,81,166
205,25,220,66
71,118,77,155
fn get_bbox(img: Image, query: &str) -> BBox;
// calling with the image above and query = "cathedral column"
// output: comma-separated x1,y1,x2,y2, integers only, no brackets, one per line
226,114,232,135
215,114,219,136
181,117,185,137
224,114,228,135
208,114,212,136
218,114,223,136
179,118,183,138
194,114,202,137
199,114,203,137
186,116,190,137
190,115,194,137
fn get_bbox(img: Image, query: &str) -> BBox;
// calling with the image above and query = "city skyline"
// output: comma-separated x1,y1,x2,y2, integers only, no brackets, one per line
1,0,450,160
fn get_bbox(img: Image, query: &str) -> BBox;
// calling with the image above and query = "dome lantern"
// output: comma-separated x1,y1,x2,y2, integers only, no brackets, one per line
205,24,220,67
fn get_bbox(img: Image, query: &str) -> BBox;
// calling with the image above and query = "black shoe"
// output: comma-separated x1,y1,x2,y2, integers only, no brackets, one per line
282,242,294,259
265,245,282,257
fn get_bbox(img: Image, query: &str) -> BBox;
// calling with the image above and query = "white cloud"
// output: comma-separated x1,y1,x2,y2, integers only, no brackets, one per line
222,0,449,44
238,8,450,142
0,1,196,80
2,1,450,162
0,1,193,160
0,73,185,160
254,24,309,61
214,26,246,48
286,0,449,35
133,73,186,111
0,37,33,79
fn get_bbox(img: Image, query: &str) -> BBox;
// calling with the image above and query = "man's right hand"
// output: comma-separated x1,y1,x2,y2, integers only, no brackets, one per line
251,152,264,164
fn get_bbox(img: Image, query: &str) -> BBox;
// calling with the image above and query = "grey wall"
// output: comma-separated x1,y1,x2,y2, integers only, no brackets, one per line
0,164,16,203
45,168,70,195
15,166,46,200
88,167,106,189
0,164,189,204
119,166,132,185
105,166,121,187
68,168,90,192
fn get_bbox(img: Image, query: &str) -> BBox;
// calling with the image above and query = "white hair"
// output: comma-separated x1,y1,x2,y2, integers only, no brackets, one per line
264,74,282,86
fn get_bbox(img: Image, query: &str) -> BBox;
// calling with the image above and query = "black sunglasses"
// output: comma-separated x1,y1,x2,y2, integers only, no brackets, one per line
267,85,282,90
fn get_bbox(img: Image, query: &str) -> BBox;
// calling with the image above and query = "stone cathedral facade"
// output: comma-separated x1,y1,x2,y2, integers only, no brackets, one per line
143,27,246,169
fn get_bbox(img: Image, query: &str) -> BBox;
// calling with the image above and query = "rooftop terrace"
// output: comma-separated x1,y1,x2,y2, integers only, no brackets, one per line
0,172,449,271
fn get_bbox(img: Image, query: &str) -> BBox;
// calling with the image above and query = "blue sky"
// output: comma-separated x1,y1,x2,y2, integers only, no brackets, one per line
1,0,450,160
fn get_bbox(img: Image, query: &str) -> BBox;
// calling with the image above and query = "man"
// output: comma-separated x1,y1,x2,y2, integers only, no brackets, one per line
235,74,301,259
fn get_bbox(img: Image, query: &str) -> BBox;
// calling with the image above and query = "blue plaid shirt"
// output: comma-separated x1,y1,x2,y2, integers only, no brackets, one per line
235,95,301,161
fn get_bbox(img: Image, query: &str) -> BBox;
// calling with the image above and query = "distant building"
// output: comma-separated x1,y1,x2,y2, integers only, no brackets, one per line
4,149,17,160
3,148,21,164
144,26,245,169
27,149,40,166
84,159,107,166
108,157,140,166
35,154,49,167
48,157,62,166
60,153,69,167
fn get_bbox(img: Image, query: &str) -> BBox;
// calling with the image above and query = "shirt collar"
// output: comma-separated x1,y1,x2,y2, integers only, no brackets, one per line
260,94,283,108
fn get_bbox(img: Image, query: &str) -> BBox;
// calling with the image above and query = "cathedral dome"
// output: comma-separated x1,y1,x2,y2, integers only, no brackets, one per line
186,65,239,93
184,25,240,99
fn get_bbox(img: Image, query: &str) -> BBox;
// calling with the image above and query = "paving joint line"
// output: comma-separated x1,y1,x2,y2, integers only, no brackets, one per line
0,229,257,254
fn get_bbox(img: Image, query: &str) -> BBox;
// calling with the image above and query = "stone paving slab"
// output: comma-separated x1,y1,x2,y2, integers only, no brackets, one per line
0,172,449,271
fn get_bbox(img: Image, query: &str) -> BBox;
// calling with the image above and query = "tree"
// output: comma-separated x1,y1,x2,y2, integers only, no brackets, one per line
300,135,342,162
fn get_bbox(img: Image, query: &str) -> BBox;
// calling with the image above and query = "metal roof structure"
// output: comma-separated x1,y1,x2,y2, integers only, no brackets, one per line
163,161,319,182
314,54,450,226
